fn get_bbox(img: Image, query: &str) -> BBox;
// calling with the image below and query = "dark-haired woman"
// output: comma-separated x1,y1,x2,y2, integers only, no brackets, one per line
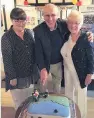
1,8,39,109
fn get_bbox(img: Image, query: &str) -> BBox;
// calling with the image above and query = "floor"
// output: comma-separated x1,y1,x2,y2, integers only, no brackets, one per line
1,107,15,118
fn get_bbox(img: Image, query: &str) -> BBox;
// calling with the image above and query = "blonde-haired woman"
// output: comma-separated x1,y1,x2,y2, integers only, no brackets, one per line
61,10,94,118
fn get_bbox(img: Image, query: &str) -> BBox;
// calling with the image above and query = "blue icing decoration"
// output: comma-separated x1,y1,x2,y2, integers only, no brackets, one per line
27,101,70,117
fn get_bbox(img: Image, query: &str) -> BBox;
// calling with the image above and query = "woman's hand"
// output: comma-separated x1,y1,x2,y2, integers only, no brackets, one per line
87,32,94,42
10,78,17,86
85,74,92,86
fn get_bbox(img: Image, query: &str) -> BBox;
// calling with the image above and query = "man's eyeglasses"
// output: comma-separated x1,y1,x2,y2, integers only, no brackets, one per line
44,14,57,18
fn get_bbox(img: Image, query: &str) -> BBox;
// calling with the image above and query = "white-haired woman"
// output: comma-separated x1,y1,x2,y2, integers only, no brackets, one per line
61,10,94,118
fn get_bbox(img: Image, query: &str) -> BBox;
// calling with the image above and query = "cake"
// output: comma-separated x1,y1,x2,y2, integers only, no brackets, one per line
16,91,72,118
27,95,71,118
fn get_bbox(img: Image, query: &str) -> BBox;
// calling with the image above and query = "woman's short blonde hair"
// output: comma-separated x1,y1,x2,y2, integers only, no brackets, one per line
67,10,83,25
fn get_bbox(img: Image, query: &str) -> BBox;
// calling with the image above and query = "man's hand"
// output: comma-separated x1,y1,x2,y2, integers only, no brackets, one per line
10,79,17,86
85,74,92,86
40,68,48,85
87,32,94,42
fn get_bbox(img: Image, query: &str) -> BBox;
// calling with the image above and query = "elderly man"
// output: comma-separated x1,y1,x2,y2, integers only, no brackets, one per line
34,3,93,94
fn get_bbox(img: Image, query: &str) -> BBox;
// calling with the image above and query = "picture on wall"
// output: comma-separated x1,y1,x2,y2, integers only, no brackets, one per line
82,14,94,34
51,0,63,3
17,6,38,29
38,0,49,3
79,5,94,34
64,0,72,2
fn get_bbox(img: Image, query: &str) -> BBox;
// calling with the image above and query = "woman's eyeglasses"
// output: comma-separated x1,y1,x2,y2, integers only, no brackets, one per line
68,21,81,26
13,19,26,23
